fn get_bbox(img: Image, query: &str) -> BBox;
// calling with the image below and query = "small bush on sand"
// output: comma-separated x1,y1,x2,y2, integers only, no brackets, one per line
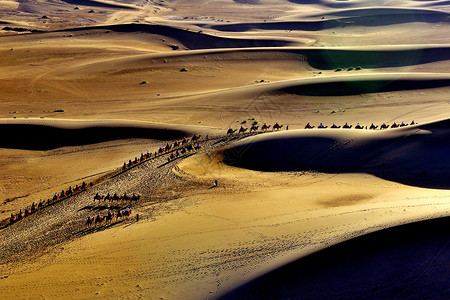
252,120,258,125
241,120,247,124
180,67,188,72
140,80,147,84
335,68,342,72
347,67,354,71
355,66,363,70
54,109,64,112
170,45,179,50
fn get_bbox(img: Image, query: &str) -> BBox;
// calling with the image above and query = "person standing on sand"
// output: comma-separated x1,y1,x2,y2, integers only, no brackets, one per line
213,180,218,187
286,125,289,130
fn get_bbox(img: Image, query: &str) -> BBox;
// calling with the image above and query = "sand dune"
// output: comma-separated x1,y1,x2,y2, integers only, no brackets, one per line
220,216,450,299
306,6,450,17
0,0,449,299
223,119,450,188
184,73,450,99
207,10,450,32
60,24,292,50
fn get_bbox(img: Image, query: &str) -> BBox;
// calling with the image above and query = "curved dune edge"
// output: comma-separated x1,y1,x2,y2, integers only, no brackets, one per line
58,0,139,10
222,118,450,189
304,6,450,17
67,45,450,74
219,216,450,299
208,6,450,32
53,23,291,50
0,118,212,150
180,72,450,99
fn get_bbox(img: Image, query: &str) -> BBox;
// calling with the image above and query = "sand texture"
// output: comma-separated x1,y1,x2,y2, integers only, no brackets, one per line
0,0,449,299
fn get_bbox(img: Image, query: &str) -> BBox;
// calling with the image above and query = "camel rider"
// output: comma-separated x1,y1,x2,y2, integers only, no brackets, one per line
108,211,112,219
125,207,130,213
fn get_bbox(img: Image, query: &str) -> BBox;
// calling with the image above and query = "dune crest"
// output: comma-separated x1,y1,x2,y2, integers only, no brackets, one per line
223,119,450,188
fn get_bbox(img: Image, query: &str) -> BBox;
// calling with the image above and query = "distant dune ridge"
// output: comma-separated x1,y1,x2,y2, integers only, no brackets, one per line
58,24,291,49
58,0,137,10
224,119,450,188
206,9,450,32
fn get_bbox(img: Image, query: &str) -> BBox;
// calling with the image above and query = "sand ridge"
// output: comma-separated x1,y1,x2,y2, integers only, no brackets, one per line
0,0,449,299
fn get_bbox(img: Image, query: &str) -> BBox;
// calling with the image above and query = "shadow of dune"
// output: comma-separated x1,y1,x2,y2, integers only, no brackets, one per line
280,77,450,96
220,216,450,299
301,47,450,70
207,11,450,32
224,119,450,189
59,0,136,10
0,123,187,150
59,24,291,50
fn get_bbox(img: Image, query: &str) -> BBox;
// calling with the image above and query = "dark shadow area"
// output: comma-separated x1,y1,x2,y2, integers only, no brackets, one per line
0,124,186,150
59,0,136,10
73,220,125,237
208,11,449,32
301,47,450,70
58,24,291,50
224,119,450,189
220,217,450,300
281,78,450,96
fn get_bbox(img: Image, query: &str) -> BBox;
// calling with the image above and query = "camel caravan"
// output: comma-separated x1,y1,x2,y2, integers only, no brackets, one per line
7,133,204,227
122,134,202,169
86,207,132,227
305,121,415,130
227,122,285,135
93,192,140,203
9,181,90,225
7,119,417,228
227,121,415,135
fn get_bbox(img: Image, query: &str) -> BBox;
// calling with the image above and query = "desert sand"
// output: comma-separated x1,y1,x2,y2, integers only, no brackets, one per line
0,0,449,299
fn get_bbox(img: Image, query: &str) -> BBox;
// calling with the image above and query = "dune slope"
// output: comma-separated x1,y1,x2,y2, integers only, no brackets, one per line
224,119,450,188
221,216,450,299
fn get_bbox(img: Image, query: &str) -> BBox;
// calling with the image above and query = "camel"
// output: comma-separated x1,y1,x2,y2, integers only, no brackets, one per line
272,123,283,130
250,125,259,132
227,128,236,135
239,126,247,134
261,124,271,131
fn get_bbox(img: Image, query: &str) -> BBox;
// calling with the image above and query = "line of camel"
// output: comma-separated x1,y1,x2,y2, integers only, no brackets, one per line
8,133,204,227
227,121,416,134
122,134,202,169
305,121,416,129
86,208,132,227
